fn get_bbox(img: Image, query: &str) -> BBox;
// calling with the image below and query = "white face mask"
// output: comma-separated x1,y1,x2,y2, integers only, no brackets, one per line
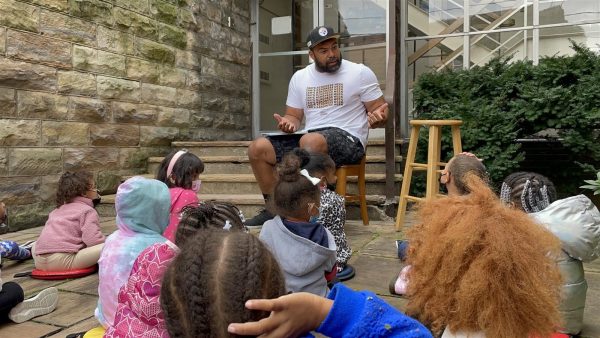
191,179,202,192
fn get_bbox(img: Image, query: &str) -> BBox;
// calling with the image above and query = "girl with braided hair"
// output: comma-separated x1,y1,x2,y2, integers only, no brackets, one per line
259,150,337,296
499,171,557,213
501,171,600,336
161,230,287,338
105,201,246,338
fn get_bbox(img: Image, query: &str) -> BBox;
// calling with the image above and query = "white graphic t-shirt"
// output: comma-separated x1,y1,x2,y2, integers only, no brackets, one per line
286,60,383,148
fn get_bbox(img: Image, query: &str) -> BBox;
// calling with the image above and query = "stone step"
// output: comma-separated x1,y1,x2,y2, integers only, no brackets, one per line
171,141,252,157
99,193,392,221
122,173,402,196
170,139,404,158
147,155,404,176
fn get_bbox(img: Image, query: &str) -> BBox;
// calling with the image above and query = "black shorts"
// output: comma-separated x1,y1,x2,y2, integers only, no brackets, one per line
266,127,365,167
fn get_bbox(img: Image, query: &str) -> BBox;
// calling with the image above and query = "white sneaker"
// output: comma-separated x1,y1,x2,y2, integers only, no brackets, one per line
9,287,59,323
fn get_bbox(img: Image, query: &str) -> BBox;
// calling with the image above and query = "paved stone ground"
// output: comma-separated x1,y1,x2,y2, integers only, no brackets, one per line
0,216,599,337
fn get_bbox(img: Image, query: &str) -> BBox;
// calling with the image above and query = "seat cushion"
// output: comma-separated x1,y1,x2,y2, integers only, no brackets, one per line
30,265,97,280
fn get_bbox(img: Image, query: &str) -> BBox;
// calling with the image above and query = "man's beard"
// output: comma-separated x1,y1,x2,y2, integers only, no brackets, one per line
314,54,342,73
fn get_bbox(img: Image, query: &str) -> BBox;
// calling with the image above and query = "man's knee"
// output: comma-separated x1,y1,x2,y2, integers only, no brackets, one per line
299,133,328,154
248,137,274,160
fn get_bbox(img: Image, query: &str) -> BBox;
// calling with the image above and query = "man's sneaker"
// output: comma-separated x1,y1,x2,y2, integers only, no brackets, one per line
9,287,59,323
244,208,274,229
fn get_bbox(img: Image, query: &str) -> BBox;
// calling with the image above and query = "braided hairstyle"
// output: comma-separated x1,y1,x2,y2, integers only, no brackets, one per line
272,150,320,219
500,171,557,213
56,170,94,207
175,201,247,247
161,230,286,338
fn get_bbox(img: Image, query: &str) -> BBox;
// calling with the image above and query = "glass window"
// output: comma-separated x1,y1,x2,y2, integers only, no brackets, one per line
469,0,527,31
539,23,600,56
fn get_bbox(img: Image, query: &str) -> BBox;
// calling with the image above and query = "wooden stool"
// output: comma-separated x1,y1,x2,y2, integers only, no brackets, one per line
336,156,369,225
395,120,463,230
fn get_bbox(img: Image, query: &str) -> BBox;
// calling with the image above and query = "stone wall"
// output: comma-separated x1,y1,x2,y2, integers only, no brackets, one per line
0,0,251,230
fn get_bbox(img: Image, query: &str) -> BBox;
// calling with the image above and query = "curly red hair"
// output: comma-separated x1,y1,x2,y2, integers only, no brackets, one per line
406,174,562,338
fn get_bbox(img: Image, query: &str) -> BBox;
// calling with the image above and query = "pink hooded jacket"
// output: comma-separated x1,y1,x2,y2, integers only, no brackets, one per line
104,241,179,338
162,187,199,242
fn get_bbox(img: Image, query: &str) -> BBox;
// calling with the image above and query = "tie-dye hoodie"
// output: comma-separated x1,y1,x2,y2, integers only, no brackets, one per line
95,176,170,328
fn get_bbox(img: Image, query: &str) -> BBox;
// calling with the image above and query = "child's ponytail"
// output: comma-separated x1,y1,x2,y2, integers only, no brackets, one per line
273,151,320,219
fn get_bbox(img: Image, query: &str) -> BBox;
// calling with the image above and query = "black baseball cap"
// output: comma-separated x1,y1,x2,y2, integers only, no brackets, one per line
306,26,339,49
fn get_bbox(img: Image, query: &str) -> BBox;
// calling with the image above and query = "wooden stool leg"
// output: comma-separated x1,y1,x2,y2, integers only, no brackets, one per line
335,168,347,197
395,125,421,230
425,125,441,200
451,125,462,155
358,158,369,225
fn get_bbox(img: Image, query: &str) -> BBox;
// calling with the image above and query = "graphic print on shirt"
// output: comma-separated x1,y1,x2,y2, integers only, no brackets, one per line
306,83,344,109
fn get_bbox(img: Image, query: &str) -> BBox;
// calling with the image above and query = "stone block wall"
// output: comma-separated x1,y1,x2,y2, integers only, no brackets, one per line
0,0,251,230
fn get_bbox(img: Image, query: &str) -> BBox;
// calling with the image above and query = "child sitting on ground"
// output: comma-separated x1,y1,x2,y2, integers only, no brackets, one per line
500,171,600,336
33,171,105,271
259,151,337,296
391,153,488,296
406,173,563,338
156,149,205,242
161,230,287,337
95,176,171,330
105,202,246,337
297,148,354,281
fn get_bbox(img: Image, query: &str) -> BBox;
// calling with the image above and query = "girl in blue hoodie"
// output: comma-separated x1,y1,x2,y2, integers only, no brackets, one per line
95,176,171,330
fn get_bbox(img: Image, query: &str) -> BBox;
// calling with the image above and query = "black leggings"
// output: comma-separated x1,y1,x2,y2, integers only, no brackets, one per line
0,282,24,322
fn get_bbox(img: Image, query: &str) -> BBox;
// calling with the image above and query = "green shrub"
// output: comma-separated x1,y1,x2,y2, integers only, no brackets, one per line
412,42,600,195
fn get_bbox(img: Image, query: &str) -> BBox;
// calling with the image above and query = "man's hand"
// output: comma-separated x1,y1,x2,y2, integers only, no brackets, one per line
458,151,483,162
274,114,298,133
367,102,388,129
227,292,333,338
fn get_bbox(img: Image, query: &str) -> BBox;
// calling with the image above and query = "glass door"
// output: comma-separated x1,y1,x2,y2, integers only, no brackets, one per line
253,0,388,135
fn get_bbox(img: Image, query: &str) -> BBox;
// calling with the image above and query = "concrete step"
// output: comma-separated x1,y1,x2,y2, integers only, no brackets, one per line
170,139,404,158
171,141,251,157
122,173,402,196
98,193,393,221
147,155,404,176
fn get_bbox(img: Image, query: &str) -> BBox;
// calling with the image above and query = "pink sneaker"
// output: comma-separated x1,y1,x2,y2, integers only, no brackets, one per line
388,265,411,296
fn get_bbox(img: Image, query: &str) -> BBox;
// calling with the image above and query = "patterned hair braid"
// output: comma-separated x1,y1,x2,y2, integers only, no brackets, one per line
175,201,247,247
162,230,214,337
161,230,286,338
500,171,557,213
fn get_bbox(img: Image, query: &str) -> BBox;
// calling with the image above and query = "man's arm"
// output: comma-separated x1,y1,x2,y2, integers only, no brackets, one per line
364,96,388,129
274,106,304,133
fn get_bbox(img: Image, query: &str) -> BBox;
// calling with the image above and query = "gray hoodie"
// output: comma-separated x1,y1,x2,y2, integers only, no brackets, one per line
259,216,337,297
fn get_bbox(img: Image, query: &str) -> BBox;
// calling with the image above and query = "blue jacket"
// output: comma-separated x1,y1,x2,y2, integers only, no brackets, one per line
309,283,432,338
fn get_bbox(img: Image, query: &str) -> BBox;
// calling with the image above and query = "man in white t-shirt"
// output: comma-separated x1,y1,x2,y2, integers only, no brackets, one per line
245,26,388,227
